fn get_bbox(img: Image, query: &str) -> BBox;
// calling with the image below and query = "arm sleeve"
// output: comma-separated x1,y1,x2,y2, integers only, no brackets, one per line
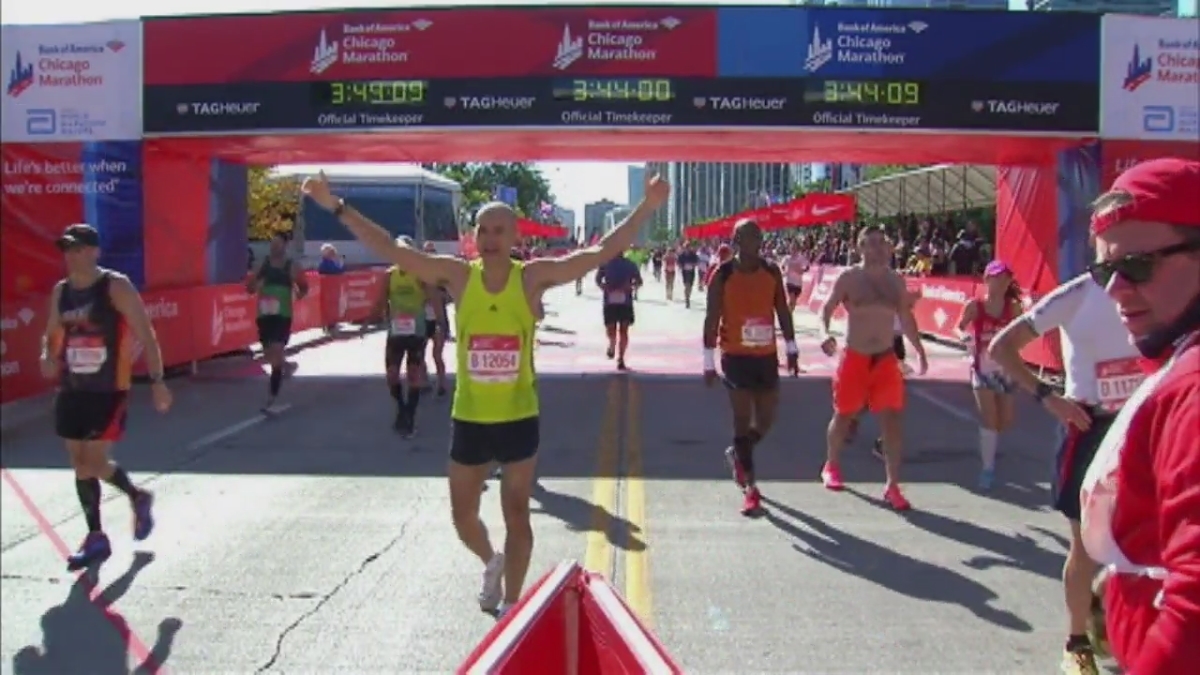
1135,370,1200,674
1024,274,1090,336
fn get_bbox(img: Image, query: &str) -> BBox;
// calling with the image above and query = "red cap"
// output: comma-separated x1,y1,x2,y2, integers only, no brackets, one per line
1091,158,1200,236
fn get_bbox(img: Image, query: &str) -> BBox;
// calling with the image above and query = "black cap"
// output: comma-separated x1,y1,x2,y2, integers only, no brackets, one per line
56,224,100,250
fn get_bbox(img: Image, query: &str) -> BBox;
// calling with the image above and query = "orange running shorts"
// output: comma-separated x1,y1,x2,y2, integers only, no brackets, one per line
832,348,905,416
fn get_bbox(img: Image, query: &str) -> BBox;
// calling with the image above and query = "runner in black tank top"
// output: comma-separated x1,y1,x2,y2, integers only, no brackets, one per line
246,232,308,411
43,224,173,571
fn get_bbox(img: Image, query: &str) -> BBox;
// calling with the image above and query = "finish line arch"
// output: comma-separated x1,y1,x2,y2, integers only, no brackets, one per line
4,7,1199,391
133,3,1105,308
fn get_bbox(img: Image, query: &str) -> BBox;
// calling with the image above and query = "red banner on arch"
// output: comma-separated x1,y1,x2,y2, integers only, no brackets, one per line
684,193,856,239
143,8,717,85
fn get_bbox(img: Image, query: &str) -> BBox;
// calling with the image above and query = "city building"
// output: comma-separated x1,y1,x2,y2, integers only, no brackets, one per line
603,205,634,233
627,165,646,207
1029,0,1175,14
552,205,575,231
583,199,618,243
672,162,793,231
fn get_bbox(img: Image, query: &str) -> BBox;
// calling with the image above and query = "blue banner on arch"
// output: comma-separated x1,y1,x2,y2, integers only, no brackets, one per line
717,7,1100,82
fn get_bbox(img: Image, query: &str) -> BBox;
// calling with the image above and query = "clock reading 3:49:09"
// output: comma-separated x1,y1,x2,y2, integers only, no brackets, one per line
311,80,429,106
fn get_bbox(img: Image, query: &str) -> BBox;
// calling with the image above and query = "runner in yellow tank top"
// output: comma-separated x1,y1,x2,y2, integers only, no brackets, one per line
301,169,671,618
371,236,444,438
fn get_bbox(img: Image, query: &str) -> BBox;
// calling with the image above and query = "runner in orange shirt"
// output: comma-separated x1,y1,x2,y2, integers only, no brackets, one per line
818,226,928,511
704,220,799,516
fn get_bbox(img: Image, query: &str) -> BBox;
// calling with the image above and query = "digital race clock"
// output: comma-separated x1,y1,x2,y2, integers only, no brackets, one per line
553,78,675,103
808,80,921,106
311,80,429,106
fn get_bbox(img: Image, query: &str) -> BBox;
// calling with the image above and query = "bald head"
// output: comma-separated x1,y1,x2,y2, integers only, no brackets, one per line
733,218,762,259
475,201,518,257
476,202,518,229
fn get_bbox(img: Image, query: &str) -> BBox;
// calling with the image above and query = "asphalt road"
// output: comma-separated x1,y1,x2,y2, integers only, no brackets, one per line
1,279,1080,674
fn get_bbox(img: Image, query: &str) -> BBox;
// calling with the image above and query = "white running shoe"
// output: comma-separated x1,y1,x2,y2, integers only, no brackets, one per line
478,553,505,611
496,602,515,620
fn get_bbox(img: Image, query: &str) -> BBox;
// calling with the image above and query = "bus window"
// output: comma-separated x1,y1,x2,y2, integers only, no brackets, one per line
421,187,459,246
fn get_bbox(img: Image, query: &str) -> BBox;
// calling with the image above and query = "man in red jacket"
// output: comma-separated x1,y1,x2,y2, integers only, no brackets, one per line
1081,157,1200,674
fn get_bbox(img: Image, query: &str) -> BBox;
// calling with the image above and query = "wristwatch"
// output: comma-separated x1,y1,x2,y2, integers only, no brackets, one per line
332,198,347,217
1033,381,1054,403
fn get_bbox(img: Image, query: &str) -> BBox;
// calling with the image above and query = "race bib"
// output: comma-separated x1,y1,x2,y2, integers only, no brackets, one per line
1096,358,1142,411
606,291,627,304
259,297,281,316
424,305,437,321
682,264,695,272
741,318,774,347
66,336,107,374
468,335,520,383
390,315,417,336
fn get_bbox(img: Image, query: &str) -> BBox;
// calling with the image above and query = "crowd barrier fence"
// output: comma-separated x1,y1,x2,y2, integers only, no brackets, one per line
1,265,1065,406
0,269,386,405
799,266,1063,373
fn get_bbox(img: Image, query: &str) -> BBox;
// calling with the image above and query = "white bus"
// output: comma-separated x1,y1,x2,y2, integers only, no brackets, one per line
256,164,463,269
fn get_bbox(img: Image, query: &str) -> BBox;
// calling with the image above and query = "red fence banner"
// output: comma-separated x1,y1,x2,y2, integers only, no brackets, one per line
0,270,387,405
0,299,50,404
802,266,1063,372
458,560,683,675
683,194,856,239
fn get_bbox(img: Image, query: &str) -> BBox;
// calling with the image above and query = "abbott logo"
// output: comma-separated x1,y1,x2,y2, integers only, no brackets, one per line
552,25,584,71
1143,105,1174,133
311,29,339,75
804,26,833,73
26,108,56,135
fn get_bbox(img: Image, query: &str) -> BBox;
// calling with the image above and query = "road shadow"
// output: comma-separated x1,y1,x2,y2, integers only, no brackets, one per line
760,495,1032,633
840,488,1065,581
12,552,182,675
532,482,645,553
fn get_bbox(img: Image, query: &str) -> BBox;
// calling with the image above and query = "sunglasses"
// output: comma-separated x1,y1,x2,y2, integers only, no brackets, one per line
1087,239,1200,287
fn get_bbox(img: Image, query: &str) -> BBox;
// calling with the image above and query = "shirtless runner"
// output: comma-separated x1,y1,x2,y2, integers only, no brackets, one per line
818,226,928,511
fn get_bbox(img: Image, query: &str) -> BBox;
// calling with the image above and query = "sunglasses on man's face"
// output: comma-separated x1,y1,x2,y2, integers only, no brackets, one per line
1087,239,1200,287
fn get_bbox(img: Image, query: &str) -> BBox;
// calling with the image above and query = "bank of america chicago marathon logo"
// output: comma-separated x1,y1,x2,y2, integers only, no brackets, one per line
6,40,126,98
551,17,683,71
1123,44,1153,92
803,20,928,74
308,19,433,75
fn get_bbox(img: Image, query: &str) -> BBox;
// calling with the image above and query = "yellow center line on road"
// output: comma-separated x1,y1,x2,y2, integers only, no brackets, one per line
583,378,621,578
624,379,654,628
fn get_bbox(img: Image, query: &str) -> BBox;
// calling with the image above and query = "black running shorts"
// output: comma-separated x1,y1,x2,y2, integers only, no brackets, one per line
721,354,780,392
450,416,540,466
55,390,129,442
786,283,803,299
385,335,427,370
681,271,696,286
256,316,292,347
1052,408,1116,520
603,304,635,327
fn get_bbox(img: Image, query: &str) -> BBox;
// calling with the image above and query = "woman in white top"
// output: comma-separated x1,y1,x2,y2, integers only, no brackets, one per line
955,261,1023,489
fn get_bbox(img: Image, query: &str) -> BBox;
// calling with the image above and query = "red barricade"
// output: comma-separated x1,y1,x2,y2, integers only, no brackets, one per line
804,266,1064,372
0,298,52,403
0,270,386,405
458,560,683,675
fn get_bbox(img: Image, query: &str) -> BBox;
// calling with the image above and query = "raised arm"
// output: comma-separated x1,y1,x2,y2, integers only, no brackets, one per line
526,174,670,289
301,172,466,292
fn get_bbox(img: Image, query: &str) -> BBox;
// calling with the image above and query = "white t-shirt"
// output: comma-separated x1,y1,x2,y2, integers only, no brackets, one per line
1025,273,1141,406
785,253,810,286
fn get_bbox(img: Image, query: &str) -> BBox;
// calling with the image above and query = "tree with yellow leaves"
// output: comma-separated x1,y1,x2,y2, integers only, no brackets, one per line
248,167,301,241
